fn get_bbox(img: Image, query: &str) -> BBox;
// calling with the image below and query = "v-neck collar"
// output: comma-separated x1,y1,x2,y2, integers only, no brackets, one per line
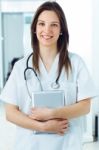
39,53,59,80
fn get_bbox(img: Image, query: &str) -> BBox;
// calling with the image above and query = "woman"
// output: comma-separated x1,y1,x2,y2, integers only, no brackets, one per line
0,1,96,150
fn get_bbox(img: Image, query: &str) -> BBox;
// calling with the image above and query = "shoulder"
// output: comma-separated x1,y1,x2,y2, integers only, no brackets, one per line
68,52,88,74
14,53,32,71
10,53,33,81
69,52,86,66
15,54,29,66
69,52,83,62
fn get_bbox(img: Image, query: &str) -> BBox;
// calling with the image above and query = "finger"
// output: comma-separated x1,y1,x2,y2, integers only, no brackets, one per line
62,127,68,132
60,120,68,125
28,114,36,119
63,124,68,129
29,116,35,119
31,107,37,112
59,118,68,121
31,107,35,110
58,131,65,136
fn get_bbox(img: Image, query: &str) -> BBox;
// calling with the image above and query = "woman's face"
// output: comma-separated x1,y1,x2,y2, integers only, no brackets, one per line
36,10,61,48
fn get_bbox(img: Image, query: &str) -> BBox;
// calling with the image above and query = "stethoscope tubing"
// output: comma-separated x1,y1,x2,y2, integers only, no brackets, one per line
24,53,60,98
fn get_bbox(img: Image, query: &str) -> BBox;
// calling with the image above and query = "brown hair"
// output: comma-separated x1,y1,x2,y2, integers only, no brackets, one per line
31,1,71,80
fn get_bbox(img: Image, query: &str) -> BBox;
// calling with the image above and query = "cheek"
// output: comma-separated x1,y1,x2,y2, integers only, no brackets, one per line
54,28,60,36
36,26,40,35
54,32,60,40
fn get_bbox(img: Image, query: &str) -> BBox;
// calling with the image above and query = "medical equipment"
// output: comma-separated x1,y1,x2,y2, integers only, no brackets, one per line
24,53,60,98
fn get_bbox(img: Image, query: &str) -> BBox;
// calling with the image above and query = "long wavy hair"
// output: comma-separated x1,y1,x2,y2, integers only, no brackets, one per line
31,1,71,80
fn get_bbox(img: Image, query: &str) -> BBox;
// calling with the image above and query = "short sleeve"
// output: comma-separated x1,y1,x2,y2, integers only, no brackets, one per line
77,58,97,101
0,64,18,105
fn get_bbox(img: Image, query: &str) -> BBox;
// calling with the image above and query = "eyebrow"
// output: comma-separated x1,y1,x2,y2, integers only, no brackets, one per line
37,19,60,24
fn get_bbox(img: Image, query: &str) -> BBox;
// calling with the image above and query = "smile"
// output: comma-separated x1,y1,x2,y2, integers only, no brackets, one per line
41,35,53,40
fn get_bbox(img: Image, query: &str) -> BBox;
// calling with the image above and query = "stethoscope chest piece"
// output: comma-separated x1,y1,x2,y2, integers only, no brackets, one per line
51,82,60,89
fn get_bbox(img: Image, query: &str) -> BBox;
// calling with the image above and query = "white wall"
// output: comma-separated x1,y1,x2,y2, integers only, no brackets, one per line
1,0,47,12
57,0,92,71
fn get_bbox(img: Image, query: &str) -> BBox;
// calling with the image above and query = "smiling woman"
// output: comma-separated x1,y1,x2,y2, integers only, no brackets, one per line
0,1,97,150
36,11,61,49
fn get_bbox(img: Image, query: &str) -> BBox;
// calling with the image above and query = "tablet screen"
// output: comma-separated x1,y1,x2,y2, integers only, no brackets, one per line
32,90,65,108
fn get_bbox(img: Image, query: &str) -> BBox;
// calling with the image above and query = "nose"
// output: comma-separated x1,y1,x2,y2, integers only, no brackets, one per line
44,24,51,33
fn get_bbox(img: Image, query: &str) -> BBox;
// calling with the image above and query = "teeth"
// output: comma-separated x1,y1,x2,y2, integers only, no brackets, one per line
42,35,52,39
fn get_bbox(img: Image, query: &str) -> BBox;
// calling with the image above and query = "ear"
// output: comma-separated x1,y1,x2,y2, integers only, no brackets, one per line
60,32,62,35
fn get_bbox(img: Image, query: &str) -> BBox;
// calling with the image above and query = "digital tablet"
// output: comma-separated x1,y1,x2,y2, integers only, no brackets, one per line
32,90,65,134
32,90,65,108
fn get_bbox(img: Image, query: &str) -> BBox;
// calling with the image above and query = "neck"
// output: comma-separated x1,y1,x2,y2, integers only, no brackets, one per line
39,46,58,62
39,46,58,72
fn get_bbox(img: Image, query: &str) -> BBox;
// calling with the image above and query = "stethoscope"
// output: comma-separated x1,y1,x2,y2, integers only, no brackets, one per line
24,53,60,98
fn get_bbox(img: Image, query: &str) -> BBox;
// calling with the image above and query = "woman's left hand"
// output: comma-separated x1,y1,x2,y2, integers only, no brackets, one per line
29,107,53,121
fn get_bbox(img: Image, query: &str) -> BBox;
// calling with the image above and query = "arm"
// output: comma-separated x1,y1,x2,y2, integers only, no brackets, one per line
52,98,91,120
30,98,90,120
5,103,44,131
5,103,68,134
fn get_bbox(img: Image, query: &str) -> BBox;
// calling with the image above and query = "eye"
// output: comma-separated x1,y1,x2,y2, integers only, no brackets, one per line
38,22,45,26
51,23,58,27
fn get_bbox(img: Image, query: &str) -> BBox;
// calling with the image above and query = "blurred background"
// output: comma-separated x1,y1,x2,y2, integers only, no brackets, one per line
0,0,99,150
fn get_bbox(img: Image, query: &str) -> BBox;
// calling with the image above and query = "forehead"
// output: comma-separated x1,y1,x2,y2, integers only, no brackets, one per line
38,10,60,22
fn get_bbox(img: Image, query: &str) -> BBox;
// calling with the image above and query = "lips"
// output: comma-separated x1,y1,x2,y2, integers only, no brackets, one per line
41,35,53,40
